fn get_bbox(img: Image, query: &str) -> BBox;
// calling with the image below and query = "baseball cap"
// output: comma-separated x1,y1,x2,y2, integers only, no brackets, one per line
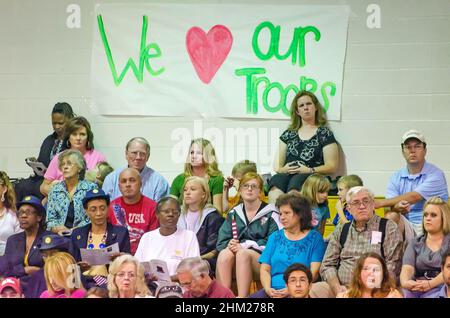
0,277,21,294
402,130,426,144
38,234,70,252
16,195,46,216
155,283,183,298
82,188,110,208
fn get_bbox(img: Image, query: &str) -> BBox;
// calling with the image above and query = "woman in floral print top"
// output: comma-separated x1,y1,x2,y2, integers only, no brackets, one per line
46,149,97,235
268,91,339,203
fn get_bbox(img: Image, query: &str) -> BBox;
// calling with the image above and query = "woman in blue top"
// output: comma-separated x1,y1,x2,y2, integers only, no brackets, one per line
46,150,97,235
251,191,325,298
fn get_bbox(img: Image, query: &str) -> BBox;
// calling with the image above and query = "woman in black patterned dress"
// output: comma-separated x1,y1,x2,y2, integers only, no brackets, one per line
268,91,339,203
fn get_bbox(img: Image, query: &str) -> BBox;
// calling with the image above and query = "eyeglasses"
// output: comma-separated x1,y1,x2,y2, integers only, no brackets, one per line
241,184,259,190
60,161,75,168
159,209,180,215
116,271,136,279
348,198,372,208
16,209,36,217
402,144,424,151
287,277,309,284
128,151,148,159
179,281,193,288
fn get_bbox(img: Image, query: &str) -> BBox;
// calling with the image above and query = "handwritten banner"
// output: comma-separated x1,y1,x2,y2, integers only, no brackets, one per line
91,4,349,120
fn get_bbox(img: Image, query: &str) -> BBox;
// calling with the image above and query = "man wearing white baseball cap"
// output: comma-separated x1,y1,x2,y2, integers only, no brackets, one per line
377,130,448,237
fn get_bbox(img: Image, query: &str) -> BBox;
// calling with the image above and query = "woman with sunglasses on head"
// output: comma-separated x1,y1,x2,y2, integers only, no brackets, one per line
216,172,280,298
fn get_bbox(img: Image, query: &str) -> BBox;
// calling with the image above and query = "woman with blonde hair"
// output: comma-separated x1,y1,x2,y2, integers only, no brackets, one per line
216,172,280,297
170,138,224,213
268,90,339,203
0,171,21,256
400,196,450,298
40,252,86,298
337,252,402,298
300,173,331,236
178,176,224,271
107,254,152,298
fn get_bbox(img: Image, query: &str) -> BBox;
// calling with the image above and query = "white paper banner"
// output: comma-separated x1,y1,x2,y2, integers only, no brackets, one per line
91,4,349,120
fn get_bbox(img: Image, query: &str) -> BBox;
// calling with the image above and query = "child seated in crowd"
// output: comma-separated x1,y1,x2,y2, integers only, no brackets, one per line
299,174,331,236
332,175,363,225
85,162,114,188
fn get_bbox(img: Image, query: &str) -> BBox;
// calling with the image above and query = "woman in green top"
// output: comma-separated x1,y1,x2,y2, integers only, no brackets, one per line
170,138,224,213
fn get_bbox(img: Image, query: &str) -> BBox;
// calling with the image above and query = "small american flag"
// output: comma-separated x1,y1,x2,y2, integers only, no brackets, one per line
93,275,108,286
231,214,238,240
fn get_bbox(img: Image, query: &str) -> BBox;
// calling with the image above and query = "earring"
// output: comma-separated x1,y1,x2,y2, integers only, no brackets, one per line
1,193,5,202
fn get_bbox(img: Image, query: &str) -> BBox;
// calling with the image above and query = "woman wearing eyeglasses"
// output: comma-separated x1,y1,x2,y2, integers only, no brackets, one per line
46,149,97,235
0,171,22,256
134,197,200,280
178,176,224,272
216,172,281,298
107,254,152,298
0,196,51,283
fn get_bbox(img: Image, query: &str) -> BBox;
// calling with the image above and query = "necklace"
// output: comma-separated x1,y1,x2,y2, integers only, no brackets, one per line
87,231,107,249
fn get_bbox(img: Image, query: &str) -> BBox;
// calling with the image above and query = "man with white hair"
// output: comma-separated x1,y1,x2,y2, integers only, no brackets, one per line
176,257,234,298
310,186,402,298
102,137,169,201
376,130,448,237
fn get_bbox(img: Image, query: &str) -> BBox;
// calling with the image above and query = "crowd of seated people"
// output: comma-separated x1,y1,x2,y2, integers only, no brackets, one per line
0,95,449,299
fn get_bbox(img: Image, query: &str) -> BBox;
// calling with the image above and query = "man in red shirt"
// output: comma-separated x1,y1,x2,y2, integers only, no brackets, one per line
177,257,235,298
108,168,158,254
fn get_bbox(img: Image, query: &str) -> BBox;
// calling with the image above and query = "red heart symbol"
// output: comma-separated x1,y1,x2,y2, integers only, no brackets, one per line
186,25,233,84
